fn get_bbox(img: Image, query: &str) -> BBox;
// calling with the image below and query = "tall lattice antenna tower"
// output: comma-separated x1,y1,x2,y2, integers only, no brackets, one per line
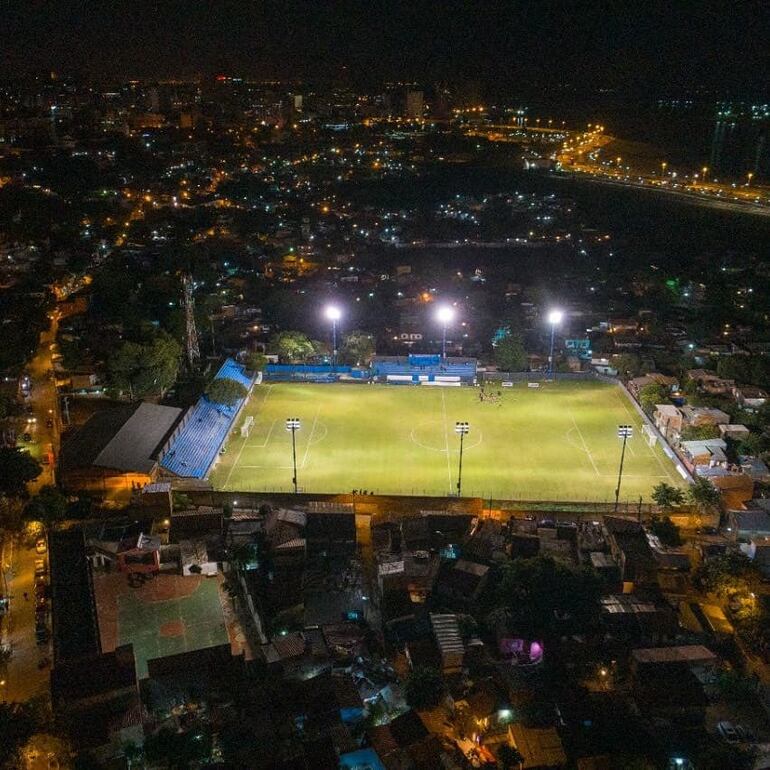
181,273,200,367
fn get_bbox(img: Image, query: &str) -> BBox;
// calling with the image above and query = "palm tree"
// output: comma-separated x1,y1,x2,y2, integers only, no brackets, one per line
499,743,525,769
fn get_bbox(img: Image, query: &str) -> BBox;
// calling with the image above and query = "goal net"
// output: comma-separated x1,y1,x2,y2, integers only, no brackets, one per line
642,423,657,447
240,416,254,438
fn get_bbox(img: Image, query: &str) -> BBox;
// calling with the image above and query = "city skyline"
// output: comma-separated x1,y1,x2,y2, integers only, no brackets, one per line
2,1,770,95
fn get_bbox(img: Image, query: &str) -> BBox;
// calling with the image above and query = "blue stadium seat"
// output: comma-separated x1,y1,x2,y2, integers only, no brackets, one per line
159,358,253,478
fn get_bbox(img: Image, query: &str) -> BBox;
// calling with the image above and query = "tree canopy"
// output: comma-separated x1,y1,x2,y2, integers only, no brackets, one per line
205,377,248,407
638,383,669,415
340,330,376,367
270,331,317,364
649,515,682,547
244,351,267,373
0,447,41,497
404,666,445,710
694,552,759,598
24,485,68,529
492,555,601,639
651,482,685,510
0,701,40,769
108,331,182,399
494,332,527,372
688,477,721,511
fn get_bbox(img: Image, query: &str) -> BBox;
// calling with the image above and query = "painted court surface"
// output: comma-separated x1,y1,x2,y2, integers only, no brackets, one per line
94,573,230,678
209,380,685,502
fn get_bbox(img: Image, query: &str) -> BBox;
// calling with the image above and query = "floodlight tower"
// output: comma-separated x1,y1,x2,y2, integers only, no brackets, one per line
455,421,470,497
325,305,342,370
614,424,634,512
285,417,301,494
547,309,563,378
181,273,200,367
437,305,455,360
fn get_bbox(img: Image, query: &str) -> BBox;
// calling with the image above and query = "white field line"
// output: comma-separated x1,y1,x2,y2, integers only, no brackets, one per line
249,419,276,448
300,405,321,470
441,389,453,494
224,385,273,487
570,414,601,477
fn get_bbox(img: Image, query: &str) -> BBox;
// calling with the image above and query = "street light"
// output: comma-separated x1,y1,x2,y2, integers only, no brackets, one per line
436,305,455,360
325,304,342,369
285,417,301,494
747,172,754,187
547,309,563,378
455,421,470,497
614,425,634,512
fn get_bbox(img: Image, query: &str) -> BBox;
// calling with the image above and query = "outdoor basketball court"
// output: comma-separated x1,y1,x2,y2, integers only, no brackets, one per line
209,380,686,502
93,573,230,678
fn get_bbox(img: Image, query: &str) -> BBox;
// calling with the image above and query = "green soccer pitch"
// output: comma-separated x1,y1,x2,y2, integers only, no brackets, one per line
208,380,686,501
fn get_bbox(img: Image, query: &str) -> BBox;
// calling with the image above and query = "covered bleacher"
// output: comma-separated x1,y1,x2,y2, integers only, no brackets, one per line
371,354,477,384
159,358,254,479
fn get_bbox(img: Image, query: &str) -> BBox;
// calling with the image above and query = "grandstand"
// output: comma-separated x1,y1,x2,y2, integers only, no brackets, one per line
265,363,365,383
371,354,477,384
159,358,254,479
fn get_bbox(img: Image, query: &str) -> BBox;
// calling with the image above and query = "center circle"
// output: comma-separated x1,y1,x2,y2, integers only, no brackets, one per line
410,419,483,453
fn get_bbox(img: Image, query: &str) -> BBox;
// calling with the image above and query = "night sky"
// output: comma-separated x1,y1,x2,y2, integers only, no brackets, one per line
2,0,769,94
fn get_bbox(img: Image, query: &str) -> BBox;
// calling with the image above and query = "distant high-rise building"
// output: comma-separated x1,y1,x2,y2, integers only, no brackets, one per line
405,90,424,119
147,86,160,113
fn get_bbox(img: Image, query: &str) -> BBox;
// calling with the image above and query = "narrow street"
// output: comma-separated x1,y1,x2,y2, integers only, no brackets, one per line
1,314,60,703
1,537,50,702
26,313,61,493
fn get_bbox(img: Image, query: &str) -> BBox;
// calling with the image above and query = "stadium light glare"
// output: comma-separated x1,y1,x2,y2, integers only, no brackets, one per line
437,305,455,359
325,305,342,370
547,309,564,325
547,309,564,378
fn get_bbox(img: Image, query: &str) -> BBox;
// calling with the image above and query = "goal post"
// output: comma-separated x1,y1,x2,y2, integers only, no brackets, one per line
241,416,254,438
642,423,657,447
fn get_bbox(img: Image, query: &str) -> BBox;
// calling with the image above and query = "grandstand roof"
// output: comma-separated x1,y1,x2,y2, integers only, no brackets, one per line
94,402,182,473
159,358,253,478
372,355,477,365
60,402,182,475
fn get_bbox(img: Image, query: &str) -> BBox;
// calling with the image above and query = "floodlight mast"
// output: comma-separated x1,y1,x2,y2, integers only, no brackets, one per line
437,306,454,360
614,424,634,512
547,309,563,378
285,417,301,493
455,421,470,497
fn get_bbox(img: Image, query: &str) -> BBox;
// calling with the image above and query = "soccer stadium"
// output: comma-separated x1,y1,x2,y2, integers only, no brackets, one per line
192,355,687,502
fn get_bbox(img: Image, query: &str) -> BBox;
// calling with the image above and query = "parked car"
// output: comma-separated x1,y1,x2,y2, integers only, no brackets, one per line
34,559,46,577
696,526,719,536
35,538,47,554
718,721,739,743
